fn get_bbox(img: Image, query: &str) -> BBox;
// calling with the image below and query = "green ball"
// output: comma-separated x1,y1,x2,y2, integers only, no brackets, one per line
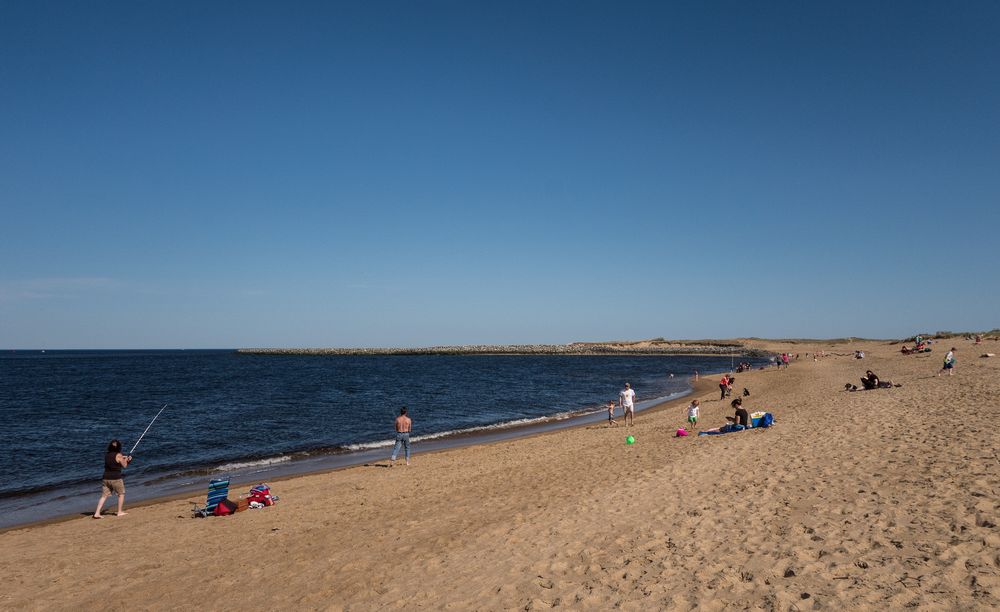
626,435,635,445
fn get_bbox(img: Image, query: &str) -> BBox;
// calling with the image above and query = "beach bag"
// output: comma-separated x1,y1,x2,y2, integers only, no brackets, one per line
248,484,274,507
213,498,238,516
760,413,774,428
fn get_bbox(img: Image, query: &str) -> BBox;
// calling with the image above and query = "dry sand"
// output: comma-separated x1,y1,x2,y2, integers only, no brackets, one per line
2,339,999,610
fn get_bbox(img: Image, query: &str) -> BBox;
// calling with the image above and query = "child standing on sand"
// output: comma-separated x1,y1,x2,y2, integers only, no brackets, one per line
607,400,619,426
686,399,700,430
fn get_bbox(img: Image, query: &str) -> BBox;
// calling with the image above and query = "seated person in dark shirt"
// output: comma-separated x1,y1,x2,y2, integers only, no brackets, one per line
731,397,750,427
861,370,879,390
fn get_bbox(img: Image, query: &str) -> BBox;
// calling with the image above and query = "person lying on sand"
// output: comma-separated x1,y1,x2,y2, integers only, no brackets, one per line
699,419,745,435
849,373,900,391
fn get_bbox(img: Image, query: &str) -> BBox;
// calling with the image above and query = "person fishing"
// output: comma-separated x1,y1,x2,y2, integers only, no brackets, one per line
92,404,167,519
94,439,132,518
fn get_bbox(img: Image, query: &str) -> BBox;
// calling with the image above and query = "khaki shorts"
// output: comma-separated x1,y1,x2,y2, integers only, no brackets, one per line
102,479,125,496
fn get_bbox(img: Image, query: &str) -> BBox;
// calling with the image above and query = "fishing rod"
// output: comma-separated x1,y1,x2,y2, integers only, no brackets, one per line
128,404,169,455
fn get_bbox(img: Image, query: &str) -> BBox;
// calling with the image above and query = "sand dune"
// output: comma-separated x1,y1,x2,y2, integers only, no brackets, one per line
1,339,998,610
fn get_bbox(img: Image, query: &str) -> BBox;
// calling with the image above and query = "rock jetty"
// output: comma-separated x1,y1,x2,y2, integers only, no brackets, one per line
236,340,767,357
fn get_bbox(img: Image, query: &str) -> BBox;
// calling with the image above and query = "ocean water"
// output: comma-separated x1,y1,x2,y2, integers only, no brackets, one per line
0,350,763,527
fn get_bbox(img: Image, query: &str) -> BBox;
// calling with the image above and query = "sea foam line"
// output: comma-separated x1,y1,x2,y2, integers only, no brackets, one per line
342,410,585,451
214,456,292,471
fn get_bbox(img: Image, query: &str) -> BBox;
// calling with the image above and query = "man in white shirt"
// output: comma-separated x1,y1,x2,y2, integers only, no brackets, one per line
619,382,636,426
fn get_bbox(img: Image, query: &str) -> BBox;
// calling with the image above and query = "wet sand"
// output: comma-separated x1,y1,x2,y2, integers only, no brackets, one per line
1,339,998,610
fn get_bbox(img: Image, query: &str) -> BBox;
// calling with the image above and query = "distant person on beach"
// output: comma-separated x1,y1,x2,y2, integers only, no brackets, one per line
937,348,957,377
731,398,750,428
619,383,636,426
686,399,700,430
694,370,699,381
390,407,412,466
782,353,790,368
726,375,734,397
94,439,131,518
606,400,619,427
719,374,729,400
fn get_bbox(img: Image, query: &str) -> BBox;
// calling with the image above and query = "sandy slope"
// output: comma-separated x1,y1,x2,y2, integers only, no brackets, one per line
1,339,998,610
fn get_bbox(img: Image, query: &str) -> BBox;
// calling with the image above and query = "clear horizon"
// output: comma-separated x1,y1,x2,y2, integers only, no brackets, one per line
2,2,998,349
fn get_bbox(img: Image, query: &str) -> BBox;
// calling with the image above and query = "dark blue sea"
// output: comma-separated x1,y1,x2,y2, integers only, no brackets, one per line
0,350,763,528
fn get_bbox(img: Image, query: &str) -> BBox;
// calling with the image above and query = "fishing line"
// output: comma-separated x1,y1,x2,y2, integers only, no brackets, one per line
129,404,169,455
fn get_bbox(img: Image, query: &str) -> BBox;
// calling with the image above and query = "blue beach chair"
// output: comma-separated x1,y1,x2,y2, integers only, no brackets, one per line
192,478,230,517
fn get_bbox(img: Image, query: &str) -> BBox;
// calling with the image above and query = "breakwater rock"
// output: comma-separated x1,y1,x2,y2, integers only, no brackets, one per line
236,342,769,358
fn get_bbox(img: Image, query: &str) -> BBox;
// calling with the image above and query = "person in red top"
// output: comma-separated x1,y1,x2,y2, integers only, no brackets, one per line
719,374,729,400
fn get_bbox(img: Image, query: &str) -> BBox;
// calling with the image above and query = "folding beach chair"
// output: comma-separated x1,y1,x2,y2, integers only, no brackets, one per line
192,478,230,517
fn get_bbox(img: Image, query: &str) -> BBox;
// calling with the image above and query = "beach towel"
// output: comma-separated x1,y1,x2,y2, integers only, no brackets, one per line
698,423,745,436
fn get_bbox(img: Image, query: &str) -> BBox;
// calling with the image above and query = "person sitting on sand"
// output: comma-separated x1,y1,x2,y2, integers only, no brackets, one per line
686,399,700,430
606,400,619,427
731,398,750,428
94,439,132,518
861,370,880,390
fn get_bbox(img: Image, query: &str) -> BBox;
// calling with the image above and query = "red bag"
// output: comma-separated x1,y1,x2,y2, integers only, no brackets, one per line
213,498,238,516
247,484,274,506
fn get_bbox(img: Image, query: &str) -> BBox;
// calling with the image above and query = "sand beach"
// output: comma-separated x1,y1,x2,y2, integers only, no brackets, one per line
2,338,998,610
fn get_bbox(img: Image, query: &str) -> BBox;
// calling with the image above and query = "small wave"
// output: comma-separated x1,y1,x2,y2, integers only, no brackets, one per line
214,456,292,471
342,411,584,451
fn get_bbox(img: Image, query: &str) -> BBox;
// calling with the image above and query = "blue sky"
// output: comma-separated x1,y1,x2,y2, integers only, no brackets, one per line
2,2,998,348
